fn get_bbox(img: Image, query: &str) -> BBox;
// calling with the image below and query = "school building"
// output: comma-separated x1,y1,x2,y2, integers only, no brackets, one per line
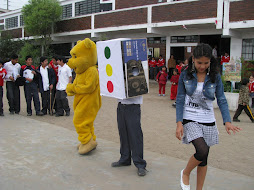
0,0,254,63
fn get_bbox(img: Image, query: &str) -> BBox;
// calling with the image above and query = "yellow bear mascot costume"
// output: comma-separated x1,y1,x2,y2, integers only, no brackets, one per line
66,38,101,155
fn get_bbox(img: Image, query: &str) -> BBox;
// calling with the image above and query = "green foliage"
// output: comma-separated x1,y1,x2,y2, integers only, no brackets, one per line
19,42,41,66
22,0,62,55
240,57,254,77
221,75,231,92
0,35,24,62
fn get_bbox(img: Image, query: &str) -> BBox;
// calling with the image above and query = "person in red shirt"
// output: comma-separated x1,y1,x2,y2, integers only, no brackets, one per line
48,56,59,114
249,75,254,108
220,52,230,74
221,52,230,65
170,69,179,100
0,59,7,116
156,66,168,96
176,61,184,74
49,56,59,81
157,55,165,71
149,57,157,80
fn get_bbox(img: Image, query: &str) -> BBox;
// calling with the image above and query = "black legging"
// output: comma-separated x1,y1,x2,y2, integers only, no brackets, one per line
192,137,210,167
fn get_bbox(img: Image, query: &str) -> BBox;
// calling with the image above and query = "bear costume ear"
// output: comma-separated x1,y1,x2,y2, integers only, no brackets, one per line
84,38,92,49
77,40,81,44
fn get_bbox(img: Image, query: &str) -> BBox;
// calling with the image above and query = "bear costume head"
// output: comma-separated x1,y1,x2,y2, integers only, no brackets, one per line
68,38,97,74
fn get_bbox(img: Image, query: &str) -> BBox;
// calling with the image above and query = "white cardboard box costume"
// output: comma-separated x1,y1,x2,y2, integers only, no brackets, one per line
97,38,149,99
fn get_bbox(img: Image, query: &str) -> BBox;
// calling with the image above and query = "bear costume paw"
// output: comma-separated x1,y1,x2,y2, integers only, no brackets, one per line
78,138,97,155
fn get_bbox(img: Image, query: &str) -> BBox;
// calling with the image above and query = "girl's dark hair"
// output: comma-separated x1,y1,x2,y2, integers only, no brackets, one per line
173,68,178,74
186,43,219,83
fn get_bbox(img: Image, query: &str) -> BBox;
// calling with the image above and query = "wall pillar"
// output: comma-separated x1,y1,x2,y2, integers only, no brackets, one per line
230,37,242,60
166,36,171,68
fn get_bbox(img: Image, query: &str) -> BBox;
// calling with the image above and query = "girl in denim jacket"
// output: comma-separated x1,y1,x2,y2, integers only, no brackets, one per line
175,44,241,190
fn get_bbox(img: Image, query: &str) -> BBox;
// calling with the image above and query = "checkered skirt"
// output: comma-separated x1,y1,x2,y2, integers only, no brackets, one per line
182,121,219,147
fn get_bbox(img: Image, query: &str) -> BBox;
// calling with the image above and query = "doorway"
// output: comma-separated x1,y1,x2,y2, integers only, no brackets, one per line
171,47,185,62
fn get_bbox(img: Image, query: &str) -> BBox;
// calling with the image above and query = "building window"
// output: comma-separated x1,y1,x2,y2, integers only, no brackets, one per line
75,0,100,16
20,15,24,26
0,25,4,30
100,3,112,12
171,35,199,43
5,16,18,29
242,39,254,60
62,4,72,19
147,37,166,44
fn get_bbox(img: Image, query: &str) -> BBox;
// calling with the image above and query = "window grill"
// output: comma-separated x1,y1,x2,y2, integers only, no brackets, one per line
75,0,100,16
242,39,254,61
62,4,72,19
5,16,18,29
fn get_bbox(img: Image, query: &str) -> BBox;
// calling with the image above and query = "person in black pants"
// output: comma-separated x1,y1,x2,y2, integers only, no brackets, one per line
111,96,147,176
3,54,21,114
55,56,72,117
233,78,254,123
20,55,43,116
37,57,56,115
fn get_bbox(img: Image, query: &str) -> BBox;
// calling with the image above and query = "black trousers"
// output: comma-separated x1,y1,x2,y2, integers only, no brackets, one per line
117,103,146,169
233,104,254,121
149,67,156,79
24,82,41,114
0,86,3,114
56,90,70,115
168,68,174,80
6,81,20,113
41,90,50,114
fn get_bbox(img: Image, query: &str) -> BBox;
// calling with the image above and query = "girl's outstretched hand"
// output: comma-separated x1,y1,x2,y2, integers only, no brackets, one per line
176,122,184,140
225,122,242,135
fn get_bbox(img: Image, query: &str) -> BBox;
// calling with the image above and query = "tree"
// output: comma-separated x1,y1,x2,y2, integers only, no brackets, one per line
0,34,24,62
19,42,41,66
22,0,62,56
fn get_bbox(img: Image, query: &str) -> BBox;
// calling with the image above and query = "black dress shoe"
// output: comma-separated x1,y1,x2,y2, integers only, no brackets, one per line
27,113,32,116
10,111,14,115
137,168,147,176
111,161,131,167
0,113,4,116
55,113,64,117
36,112,44,116
66,111,70,116
233,118,240,122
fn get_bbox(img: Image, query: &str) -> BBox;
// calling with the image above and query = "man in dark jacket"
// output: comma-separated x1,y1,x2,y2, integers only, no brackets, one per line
37,56,56,115
20,55,44,116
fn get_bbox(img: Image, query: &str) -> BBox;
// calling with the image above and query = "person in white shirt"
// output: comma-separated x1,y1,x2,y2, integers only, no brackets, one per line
37,57,56,115
55,56,72,117
111,96,147,176
3,54,21,114
212,45,217,58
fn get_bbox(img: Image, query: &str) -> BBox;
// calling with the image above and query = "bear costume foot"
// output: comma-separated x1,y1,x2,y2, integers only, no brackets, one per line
78,138,97,155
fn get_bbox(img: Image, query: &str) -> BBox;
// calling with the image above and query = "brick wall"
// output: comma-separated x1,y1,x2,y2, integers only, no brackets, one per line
115,0,167,9
230,0,254,22
148,43,166,60
152,0,217,23
55,17,91,33
95,8,147,28
1,28,22,38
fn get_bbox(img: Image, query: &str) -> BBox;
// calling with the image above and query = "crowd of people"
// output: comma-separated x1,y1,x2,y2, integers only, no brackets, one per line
0,54,72,117
0,44,252,189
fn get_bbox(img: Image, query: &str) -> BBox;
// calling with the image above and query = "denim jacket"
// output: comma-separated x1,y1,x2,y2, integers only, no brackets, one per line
176,70,231,124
